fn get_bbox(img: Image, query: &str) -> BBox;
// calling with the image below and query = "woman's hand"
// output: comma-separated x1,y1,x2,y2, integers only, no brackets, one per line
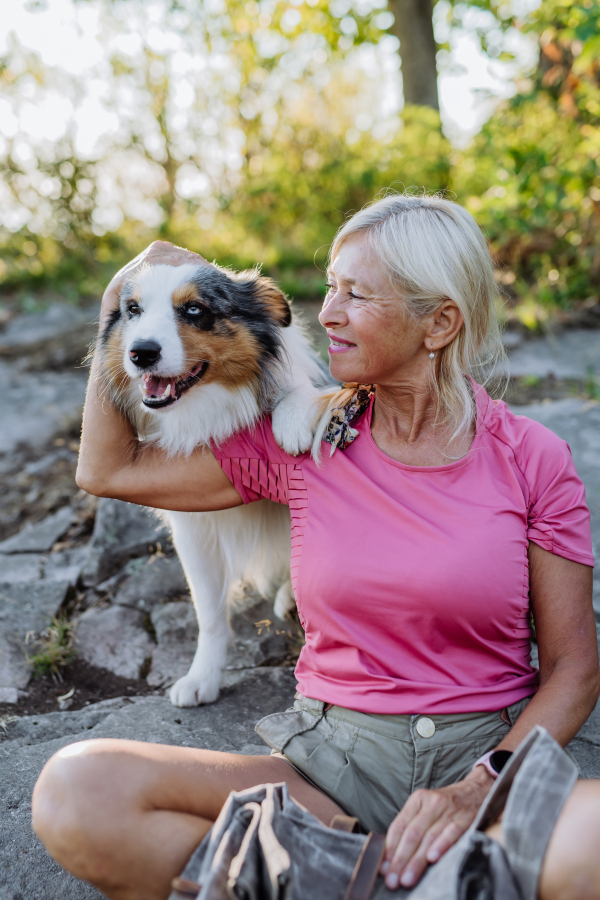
100,241,209,327
380,766,494,890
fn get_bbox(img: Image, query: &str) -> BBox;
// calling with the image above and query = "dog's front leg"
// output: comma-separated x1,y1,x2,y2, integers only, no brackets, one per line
167,513,229,707
271,377,323,457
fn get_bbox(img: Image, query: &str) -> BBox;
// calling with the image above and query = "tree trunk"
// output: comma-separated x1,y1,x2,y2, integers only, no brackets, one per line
388,0,439,110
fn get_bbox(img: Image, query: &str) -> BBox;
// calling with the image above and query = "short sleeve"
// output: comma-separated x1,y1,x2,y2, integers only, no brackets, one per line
211,418,300,506
522,425,594,567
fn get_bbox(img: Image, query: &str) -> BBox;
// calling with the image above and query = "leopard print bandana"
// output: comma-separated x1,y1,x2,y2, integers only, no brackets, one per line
322,383,374,456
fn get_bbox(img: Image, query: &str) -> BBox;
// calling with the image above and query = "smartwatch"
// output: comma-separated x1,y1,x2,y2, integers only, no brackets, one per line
472,749,513,780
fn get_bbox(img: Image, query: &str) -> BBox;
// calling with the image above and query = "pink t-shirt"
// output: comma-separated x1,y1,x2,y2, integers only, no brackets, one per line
213,383,594,715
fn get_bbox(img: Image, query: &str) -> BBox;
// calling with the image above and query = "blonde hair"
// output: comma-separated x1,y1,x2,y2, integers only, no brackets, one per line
311,192,505,459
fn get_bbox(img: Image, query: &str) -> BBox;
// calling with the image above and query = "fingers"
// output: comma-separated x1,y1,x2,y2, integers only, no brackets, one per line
381,779,488,890
382,792,447,889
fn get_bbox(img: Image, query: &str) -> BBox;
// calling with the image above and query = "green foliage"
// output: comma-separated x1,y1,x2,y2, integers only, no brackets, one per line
207,105,450,273
452,0,600,326
26,615,77,680
1,0,599,323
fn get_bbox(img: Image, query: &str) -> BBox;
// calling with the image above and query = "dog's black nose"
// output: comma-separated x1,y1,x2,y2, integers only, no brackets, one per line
129,340,162,368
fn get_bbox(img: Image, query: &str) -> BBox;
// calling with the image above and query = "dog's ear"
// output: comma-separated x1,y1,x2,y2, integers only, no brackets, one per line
252,276,292,328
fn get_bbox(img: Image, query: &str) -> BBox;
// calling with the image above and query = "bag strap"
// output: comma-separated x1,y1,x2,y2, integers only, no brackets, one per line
170,875,201,898
330,814,361,833
343,833,386,900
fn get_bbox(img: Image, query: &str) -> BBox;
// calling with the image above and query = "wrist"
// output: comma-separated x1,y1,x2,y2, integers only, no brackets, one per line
467,764,495,789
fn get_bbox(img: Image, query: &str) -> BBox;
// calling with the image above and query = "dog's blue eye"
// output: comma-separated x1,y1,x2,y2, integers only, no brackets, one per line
187,305,202,315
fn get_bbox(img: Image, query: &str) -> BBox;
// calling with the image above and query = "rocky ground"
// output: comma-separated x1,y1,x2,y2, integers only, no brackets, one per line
0,298,599,899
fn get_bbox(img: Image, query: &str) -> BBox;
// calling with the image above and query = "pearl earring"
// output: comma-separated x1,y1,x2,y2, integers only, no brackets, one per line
429,350,435,360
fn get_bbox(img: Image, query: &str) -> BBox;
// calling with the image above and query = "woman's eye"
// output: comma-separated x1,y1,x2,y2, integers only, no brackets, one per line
325,282,335,293
128,304,141,316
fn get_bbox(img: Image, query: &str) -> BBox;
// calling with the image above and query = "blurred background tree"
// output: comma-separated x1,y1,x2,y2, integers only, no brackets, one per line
0,0,598,326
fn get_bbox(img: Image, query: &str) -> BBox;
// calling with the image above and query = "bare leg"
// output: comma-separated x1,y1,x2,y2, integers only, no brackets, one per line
486,781,600,900
32,740,343,900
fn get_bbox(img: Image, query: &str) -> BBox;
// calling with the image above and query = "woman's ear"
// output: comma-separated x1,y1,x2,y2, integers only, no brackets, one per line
252,276,292,327
428,299,463,349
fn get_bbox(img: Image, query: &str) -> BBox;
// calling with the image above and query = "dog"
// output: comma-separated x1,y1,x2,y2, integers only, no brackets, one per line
97,261,330,706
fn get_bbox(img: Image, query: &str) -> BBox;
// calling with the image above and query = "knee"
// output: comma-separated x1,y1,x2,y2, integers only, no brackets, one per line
32,739,133,876
539,782,600,900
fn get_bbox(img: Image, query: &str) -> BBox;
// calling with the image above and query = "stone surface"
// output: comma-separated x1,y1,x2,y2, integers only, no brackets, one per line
111,554,189,610
0,506,75,554
227,597,294,670
0,688,18,704
0,668,296,900
506,329,600,379
0,359,89,455
0,554,44,583
74,606,155,680
0,301,99,370
82,499,169,587
0,581,70,690
0,546,87,588
42,546,89,585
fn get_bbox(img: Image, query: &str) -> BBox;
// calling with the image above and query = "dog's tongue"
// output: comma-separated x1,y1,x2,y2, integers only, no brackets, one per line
143,373,176,399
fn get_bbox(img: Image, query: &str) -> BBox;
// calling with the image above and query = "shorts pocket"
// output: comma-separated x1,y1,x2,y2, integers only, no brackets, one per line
255,699,326,754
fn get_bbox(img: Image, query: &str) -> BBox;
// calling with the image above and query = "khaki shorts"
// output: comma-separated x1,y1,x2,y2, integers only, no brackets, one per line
255,694,532,834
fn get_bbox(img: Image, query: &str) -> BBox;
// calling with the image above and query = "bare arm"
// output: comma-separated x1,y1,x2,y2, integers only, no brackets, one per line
381,543,599,890
76,242,243,513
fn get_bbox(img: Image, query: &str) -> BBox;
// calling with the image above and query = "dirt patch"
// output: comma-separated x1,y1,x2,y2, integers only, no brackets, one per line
0,658,159,718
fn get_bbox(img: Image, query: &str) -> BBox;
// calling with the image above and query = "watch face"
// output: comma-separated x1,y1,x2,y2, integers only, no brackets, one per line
490,750,513,775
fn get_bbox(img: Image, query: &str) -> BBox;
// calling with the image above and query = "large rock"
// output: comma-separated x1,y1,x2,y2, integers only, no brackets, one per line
0,669,296,900
74,606,155,680
82,499,169,587
0,580,71,691
0,359,88,456
0,507,75,554
0,301,99,370
111,554,189,611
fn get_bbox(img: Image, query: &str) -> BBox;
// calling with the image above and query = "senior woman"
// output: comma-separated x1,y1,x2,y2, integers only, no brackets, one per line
33,195,600,900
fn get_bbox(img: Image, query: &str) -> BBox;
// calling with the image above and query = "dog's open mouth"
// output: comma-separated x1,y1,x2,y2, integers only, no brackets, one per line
139,361,209,409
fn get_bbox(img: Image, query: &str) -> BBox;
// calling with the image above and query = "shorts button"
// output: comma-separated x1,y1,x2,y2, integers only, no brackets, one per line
416,717,436,738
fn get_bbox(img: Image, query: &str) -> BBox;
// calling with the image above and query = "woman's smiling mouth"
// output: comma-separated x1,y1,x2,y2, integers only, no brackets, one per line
328,333,356,353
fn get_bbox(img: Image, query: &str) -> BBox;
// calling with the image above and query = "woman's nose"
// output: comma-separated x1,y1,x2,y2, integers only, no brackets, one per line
319,291,347,328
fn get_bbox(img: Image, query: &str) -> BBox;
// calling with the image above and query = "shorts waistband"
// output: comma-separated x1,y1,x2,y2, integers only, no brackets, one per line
294,693,530,745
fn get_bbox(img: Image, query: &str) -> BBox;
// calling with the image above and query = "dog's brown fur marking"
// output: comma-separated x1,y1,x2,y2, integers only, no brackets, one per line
171,284,201,308
251,277,291,327
178,322,262,389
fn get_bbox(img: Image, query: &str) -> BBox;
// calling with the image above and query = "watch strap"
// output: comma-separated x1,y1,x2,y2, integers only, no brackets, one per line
472,749,513,779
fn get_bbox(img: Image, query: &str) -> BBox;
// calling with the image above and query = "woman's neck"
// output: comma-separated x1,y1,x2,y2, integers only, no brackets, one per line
373,382,438,445
370,380,474,466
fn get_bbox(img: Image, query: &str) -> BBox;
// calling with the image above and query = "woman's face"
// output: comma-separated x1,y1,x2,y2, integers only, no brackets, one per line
319,236,430,387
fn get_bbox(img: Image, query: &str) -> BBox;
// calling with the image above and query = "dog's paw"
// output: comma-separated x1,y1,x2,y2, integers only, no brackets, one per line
273,580,296,619
271,398,314,456
169,674,220,707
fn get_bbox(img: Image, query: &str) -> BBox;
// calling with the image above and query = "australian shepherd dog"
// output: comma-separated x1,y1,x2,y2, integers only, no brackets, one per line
97,261,330,706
